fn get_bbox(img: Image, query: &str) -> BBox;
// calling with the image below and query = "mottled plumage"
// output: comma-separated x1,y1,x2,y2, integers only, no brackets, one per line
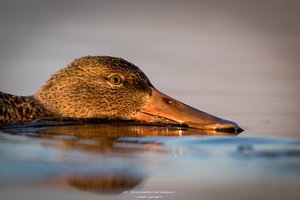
0,56,152,124
0,92,51,124
34,56,152,120
0,55,242,133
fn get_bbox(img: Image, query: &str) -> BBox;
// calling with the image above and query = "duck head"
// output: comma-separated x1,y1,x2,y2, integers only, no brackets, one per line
35,56,243,133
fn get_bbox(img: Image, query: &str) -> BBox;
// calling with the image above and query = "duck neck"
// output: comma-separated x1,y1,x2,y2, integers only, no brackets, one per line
0,92,53,124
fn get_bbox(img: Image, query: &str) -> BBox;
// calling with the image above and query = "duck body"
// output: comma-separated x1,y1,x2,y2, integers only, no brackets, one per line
0,92,51,124
0,56,243,133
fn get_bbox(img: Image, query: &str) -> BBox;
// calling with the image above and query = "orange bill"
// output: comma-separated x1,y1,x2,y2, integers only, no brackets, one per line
133,87,243,134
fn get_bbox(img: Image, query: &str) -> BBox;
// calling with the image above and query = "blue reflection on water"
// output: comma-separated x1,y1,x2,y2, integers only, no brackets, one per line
0,127,300,194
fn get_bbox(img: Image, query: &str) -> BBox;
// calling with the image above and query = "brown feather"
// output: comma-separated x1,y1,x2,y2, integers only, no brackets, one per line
0,92,52,124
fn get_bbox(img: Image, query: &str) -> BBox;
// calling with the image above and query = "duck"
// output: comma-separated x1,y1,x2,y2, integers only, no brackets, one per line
0,56,243,133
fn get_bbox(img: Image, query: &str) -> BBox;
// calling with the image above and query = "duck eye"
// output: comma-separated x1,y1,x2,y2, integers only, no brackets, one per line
109,75,123,85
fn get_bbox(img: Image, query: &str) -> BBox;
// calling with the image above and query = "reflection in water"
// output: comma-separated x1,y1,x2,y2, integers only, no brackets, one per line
1,121,300,199
0,120,235,194
51,173,144,194
2,119,238,137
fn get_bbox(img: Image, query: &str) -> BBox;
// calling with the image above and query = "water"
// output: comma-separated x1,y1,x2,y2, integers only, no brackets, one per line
0,122,300,200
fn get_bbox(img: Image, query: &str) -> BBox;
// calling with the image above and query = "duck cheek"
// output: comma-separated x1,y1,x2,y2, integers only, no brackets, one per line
133,87,243,134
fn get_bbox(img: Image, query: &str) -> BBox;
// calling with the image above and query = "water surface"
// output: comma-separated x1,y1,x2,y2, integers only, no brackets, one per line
1,122,300,200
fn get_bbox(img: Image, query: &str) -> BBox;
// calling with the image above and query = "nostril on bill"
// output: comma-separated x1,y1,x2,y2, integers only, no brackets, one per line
162,97,174,105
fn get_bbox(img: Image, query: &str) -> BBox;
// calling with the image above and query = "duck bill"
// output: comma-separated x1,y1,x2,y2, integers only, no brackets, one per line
134,87,243,134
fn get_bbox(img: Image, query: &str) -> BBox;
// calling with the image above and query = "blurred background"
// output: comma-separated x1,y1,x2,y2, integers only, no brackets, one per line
0,0,299,138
